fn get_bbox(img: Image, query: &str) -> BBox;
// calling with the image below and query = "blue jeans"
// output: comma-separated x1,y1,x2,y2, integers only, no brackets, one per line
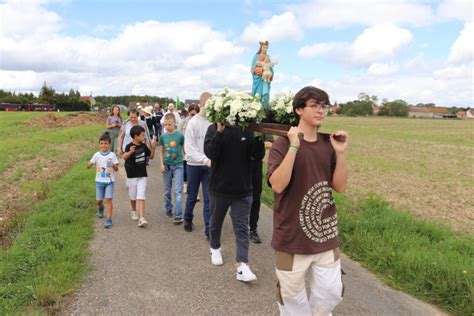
184,165,210,236
163,164,184,219
96,182,114,200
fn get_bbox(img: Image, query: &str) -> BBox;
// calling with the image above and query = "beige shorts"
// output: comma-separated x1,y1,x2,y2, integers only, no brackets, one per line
126,177,147,200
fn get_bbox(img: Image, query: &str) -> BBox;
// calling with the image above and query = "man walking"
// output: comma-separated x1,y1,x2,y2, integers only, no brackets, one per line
183,93,212,238
204,121,264,282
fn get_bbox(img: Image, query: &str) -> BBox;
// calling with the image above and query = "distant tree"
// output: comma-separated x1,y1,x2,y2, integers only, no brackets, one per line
415,102,436,107
39,81,56,104
378,99,410,117
358,92,370,102
340,100,373,116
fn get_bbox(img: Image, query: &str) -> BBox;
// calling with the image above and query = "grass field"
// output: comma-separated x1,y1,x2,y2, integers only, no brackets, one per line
321,116,473,234
0,112,103,245
0,112,101,313
263,116,474,315
0,159,96,314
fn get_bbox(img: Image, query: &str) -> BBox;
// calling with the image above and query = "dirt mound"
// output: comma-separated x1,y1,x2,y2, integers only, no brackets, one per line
23,112,108,128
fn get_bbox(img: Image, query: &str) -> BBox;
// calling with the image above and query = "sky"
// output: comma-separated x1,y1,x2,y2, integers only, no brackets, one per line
0,0,472,107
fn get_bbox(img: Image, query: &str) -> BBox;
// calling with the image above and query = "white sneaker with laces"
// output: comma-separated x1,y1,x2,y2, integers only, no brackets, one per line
138,217,148,227
236,263,257,282
210,248,223,266
130,210,139,221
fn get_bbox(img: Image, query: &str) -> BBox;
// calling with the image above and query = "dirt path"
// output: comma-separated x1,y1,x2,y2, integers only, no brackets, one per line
66,157,445,315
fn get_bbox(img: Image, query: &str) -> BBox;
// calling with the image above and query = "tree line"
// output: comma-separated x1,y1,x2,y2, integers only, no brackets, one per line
0,82,89,111
0,82,174,112
1,84,467,115
335,92,467,117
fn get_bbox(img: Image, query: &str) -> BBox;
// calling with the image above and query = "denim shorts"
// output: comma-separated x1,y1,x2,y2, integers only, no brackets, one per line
96,182,114,200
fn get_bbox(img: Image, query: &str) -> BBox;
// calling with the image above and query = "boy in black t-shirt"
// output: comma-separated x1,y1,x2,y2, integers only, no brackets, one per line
123,125,157,227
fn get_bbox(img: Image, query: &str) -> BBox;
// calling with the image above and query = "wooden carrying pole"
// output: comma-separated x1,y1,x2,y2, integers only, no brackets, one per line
247,123,346,142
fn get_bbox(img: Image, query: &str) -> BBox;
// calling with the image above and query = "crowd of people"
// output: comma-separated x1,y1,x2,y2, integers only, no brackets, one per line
88,40,349,316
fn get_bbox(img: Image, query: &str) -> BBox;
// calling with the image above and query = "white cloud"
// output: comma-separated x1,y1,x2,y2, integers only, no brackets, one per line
239,11,303,44
437,0,473,22
310,72,473,107
448,22,474,64
289,0,435,28
434,63,473,79
184,40,244,68
351,25,412,64
0,1,62,39
298,24,412,67
0,1,251,98
367,63,399,76
298,43,344,59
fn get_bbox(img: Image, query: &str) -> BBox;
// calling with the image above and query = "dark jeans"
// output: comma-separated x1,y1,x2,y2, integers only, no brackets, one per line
183,160,187,183
184,165,210,236
249,159,263,231
154,123,162,138
209,194,252,263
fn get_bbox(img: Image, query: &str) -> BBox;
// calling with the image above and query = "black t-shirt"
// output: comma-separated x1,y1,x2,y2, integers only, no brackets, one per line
124,142,151,178
204,124,264,199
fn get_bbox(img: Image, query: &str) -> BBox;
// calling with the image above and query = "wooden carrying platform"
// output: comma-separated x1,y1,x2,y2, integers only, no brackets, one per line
247,122,346,142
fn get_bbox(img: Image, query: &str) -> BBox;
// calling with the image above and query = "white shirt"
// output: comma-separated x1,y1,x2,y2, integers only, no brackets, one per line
185,114,212,166
90,151,119,183
121,120,150,151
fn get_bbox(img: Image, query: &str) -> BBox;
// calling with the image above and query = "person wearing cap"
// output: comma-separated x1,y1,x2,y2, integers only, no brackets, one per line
152,103,164,138
160,103,181,130
142,106,156,139
137,105,145,121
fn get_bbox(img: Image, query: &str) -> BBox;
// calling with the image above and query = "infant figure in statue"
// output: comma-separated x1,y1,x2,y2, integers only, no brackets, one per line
256,57,278,82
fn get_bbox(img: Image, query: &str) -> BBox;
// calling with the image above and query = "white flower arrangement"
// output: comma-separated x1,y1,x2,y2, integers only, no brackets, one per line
205,88,265,129
269,92,297,126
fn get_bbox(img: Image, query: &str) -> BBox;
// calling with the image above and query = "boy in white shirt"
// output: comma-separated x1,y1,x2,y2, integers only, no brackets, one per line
87,132,120,229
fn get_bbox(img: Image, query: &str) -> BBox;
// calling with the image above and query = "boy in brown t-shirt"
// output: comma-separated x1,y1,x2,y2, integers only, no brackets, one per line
267,86,348,315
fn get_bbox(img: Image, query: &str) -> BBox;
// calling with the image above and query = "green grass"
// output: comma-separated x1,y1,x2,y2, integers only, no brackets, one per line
0,112,103,243
262,174,473,315
0,113,103,173
317,116,473,233
0,155,96,314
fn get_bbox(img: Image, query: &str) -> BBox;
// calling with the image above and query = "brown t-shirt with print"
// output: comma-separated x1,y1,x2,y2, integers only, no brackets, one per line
267,133,339,255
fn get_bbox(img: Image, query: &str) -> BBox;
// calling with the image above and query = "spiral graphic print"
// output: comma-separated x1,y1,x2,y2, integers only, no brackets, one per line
299,181,338,243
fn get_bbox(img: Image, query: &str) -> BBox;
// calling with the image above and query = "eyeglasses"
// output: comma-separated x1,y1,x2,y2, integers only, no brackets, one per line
305,102,330,112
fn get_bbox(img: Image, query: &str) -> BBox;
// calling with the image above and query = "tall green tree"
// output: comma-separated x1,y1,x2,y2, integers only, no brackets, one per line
39,81,55,104
378,99,410,117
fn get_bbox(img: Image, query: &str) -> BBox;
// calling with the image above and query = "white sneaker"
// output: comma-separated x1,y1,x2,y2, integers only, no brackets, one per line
130,210,139,221
138,217,148,227
210,248,223,266
236,263,257,282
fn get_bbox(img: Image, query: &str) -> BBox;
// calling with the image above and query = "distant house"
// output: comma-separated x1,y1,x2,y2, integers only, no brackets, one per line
456,111,466,119
408,107,454,119
80,96,96,107
465,109,474,119
372,105,381,115
330,104,340,115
